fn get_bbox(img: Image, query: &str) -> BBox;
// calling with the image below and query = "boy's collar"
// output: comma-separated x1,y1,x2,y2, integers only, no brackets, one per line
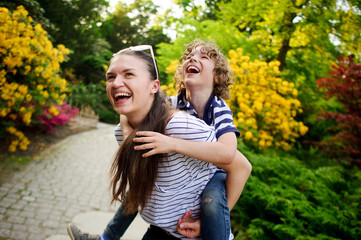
178,92,216,125
179,91,215,108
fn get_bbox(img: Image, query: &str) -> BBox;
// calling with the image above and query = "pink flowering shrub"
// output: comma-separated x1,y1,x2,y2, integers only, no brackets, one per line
39,102,79,133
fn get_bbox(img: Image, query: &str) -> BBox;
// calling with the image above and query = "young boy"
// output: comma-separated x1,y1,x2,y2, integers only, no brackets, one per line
67,40,252,240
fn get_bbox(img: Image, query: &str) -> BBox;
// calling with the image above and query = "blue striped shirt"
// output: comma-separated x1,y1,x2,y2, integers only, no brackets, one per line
168,92,240,139
114,111,217,239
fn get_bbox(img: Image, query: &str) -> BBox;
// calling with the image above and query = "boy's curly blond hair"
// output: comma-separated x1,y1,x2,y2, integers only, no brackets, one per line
174,39,234,100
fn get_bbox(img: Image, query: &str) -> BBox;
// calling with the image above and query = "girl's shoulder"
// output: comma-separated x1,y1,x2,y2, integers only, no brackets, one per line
166,111,216,141
169,111,202,125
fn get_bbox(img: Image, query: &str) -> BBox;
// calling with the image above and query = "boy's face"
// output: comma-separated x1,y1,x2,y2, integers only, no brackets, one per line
182,46,216,92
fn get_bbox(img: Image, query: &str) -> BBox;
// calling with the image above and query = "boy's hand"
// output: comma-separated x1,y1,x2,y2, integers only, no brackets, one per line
177,211,201,239
133,131,175,157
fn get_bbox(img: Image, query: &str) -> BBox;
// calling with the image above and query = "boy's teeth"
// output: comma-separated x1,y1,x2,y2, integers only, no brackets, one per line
187,66,199,73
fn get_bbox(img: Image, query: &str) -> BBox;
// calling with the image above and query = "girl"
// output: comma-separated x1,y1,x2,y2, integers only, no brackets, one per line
106,47,217,239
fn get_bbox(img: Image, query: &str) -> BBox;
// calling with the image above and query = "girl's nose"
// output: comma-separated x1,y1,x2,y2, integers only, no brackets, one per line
113,75,125,87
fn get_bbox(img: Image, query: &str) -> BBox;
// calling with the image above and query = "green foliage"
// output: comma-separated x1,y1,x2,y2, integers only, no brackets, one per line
101,0,170,53
68,83,118,124
164,0,360,148
156,17,253,84
0,0,54,31
74,38,113,84
232,146,361,239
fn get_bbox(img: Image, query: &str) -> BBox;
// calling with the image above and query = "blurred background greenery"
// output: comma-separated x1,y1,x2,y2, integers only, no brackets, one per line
1,0,360,239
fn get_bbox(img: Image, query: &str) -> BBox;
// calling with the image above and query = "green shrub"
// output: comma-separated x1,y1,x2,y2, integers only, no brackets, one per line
68,82,118,124
232,146,361,239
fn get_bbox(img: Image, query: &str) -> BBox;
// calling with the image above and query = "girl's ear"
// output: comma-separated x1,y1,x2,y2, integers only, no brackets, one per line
151,80,160,94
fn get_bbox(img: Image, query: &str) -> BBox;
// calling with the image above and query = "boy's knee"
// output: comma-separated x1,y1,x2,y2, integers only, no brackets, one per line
202,188,224,203
202,196,217,216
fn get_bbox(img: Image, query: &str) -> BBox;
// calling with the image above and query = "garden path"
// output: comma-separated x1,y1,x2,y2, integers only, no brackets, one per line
0,122,148,240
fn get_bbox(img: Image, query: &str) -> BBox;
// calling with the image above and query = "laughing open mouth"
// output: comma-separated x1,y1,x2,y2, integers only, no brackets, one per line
187,65,200,74
114,92,131,100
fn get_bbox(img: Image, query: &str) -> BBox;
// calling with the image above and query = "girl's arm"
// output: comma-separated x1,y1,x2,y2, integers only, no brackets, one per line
120,114,134,140
133,131,237,165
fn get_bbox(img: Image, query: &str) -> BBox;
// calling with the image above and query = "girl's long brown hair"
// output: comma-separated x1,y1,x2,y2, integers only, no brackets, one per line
109,50,173,215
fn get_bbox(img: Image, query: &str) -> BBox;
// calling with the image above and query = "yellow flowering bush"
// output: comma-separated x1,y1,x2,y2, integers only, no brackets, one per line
160,59,178,97
160,48,307,150
0,6,70,152
227,48,308,150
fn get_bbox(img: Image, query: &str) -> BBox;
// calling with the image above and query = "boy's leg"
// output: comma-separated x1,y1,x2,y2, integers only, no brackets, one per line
201,171,230,240
103,204,138,240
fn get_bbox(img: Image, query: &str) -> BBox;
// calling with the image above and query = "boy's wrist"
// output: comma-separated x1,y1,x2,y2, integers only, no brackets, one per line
172,138,181,153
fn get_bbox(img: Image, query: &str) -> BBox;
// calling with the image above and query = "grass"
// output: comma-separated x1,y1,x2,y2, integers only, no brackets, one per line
0,154,33,185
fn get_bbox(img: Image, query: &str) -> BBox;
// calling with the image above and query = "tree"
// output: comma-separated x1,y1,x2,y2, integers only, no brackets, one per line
34,0,111,83
316,55,361,166
101,0,170,53
156,17,250,84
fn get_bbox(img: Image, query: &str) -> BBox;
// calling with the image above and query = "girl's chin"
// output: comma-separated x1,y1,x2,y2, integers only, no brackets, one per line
113,105,127,114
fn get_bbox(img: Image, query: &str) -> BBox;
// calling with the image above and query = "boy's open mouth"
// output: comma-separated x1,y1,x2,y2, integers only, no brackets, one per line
187,65,200,74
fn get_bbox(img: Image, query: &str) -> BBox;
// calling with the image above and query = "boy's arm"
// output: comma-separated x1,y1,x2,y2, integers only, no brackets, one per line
217,151,252,210
134,131,252,210
133,131,237,165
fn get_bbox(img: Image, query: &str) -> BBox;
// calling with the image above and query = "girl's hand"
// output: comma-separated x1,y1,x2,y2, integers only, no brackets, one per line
177,211,201,238
133,131,175,157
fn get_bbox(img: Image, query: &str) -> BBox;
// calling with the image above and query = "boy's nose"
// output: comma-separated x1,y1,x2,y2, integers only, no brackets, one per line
189,55,198,62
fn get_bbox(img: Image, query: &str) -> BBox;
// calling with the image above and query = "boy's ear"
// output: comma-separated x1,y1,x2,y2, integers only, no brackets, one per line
214,76,219,84
151,79,160,94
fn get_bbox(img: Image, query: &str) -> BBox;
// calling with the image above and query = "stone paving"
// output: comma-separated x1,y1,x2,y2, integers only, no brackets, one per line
0,122,148,240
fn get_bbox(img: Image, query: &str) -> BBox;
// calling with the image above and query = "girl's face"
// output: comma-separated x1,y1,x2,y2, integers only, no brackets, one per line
182,46,216,92
106,54,159,125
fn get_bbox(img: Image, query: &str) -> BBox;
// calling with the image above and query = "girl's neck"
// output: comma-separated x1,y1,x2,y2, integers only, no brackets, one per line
127,101,154,128
127,114,144,129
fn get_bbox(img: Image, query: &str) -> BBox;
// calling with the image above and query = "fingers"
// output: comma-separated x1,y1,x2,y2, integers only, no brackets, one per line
177,211,201,238
141,150,156,158
134,143,154,150
180,210,192,223
133,136,153,143
177,221,200,238
179,222,196,229
136,131,157,137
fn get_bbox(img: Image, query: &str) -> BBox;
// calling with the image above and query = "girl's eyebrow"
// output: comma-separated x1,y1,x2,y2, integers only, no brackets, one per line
106,67,135,75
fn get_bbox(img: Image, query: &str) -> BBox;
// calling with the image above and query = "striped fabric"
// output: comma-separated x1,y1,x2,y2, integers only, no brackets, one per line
114,111,217,239
168,92,240,139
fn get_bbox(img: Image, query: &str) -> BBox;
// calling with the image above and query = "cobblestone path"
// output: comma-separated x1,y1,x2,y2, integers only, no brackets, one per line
0,123,121,240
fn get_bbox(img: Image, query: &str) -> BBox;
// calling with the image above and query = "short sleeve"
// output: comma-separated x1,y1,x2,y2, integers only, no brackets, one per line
213,98,240,139
114,124,123,145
